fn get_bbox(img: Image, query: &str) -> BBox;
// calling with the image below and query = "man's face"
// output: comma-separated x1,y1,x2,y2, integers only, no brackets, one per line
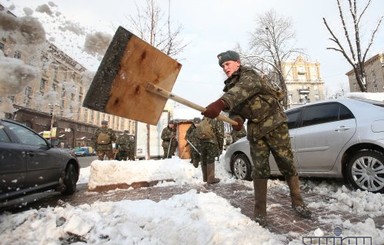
222,60,240,77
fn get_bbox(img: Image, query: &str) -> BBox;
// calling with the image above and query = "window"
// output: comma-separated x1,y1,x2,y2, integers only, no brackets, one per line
301,103,353,127
287,110,301,129
40,79,46,94
25,86,32,97
0,126,11,143
339,105,354,120
14,50,21,59
3,121,47,146
62,86,66,97
52,82,58,91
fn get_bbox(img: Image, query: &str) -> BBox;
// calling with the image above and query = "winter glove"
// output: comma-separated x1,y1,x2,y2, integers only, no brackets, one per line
202,99,227,119
232,117,244,131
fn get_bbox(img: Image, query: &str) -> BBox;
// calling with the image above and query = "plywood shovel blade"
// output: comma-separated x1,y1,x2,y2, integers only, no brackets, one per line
83,26,182,125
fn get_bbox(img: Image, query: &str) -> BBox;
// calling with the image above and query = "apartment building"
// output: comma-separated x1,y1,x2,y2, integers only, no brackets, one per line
346,53,384,93
282,55,325,107
0,4,136,148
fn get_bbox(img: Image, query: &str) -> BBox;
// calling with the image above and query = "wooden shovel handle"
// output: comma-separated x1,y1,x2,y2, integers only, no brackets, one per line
146,82,238,126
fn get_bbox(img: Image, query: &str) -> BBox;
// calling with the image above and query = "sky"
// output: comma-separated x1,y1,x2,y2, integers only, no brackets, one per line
1,156,384,244
2,0,384,111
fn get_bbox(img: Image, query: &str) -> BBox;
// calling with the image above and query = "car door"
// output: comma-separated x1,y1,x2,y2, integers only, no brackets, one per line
270,109,302,174
293,102,356,172
0,123,27,195
4,121,62,189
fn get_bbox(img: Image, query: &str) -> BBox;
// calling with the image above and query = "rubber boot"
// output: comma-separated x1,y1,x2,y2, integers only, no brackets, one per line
201,164,208,182
207,163,220,184
253,178,268,227
286,175,311,218
192,159,199,168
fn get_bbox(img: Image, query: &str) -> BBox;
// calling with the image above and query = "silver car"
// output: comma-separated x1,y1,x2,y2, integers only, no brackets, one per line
224,96,384,193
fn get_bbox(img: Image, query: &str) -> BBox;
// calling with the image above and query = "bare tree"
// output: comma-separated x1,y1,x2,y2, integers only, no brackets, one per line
127,0,186,57
247,10,303,108
323,0,383,92
125,0,187,159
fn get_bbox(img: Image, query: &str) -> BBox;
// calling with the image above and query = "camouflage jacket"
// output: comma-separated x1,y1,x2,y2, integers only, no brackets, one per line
116,133,132,150
161,126,178,147
93,127,116,150
185,124,200,149
220,66,287,141
200,117,224,152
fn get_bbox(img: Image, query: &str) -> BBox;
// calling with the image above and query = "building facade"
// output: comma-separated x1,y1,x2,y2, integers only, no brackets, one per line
0,5,136,149
282,55,325,107
346,53,384,93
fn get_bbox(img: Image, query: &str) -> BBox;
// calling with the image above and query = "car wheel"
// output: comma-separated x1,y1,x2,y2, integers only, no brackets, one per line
346,150,384,193
231,153,252,180
61,164,78,195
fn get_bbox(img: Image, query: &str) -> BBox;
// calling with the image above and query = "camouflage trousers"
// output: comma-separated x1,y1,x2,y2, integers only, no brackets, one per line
116,150,128,161
127,148,135,160
162,142,177,158
189,141,201,163
97,150,114,160
249,123,297,179
200,141,219,165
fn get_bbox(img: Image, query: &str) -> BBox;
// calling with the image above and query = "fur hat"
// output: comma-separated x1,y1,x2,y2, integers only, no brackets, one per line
217,50,240,67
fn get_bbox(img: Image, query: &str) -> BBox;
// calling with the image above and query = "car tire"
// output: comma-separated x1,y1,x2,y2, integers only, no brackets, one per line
346,150,384,193
61,164,78,195
231,153,252,180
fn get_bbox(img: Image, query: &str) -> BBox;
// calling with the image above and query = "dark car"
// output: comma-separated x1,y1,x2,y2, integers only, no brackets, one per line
0,119,80,209
224,96,384,193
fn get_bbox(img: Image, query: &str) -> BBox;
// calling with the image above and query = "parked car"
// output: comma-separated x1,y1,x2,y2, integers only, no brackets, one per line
0,119,80,209
74,146,94,157
224,96,384,193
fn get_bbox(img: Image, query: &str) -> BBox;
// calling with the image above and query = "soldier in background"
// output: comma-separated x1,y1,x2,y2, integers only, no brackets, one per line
161,120,178,158
185,117,201,168
127,133,136,160
93,120,116,160
196,117,224,184
115,130,130,161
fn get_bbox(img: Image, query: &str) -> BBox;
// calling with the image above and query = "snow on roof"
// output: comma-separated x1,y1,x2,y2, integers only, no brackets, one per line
344,92,384,102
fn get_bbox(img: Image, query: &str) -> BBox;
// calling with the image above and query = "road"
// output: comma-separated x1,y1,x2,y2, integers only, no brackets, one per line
78,155,97,168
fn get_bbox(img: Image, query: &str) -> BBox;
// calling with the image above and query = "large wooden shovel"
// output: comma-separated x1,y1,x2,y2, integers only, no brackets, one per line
83,26,237,126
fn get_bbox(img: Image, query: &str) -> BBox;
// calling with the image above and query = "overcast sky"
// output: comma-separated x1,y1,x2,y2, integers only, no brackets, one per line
5,0,384,108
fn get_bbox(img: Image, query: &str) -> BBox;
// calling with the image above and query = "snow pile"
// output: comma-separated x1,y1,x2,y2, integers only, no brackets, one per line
0,189,285,245
88,157,236,190
89,158,200,190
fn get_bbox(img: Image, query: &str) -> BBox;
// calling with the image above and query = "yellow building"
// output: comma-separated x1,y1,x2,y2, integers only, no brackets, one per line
282,55,325,107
